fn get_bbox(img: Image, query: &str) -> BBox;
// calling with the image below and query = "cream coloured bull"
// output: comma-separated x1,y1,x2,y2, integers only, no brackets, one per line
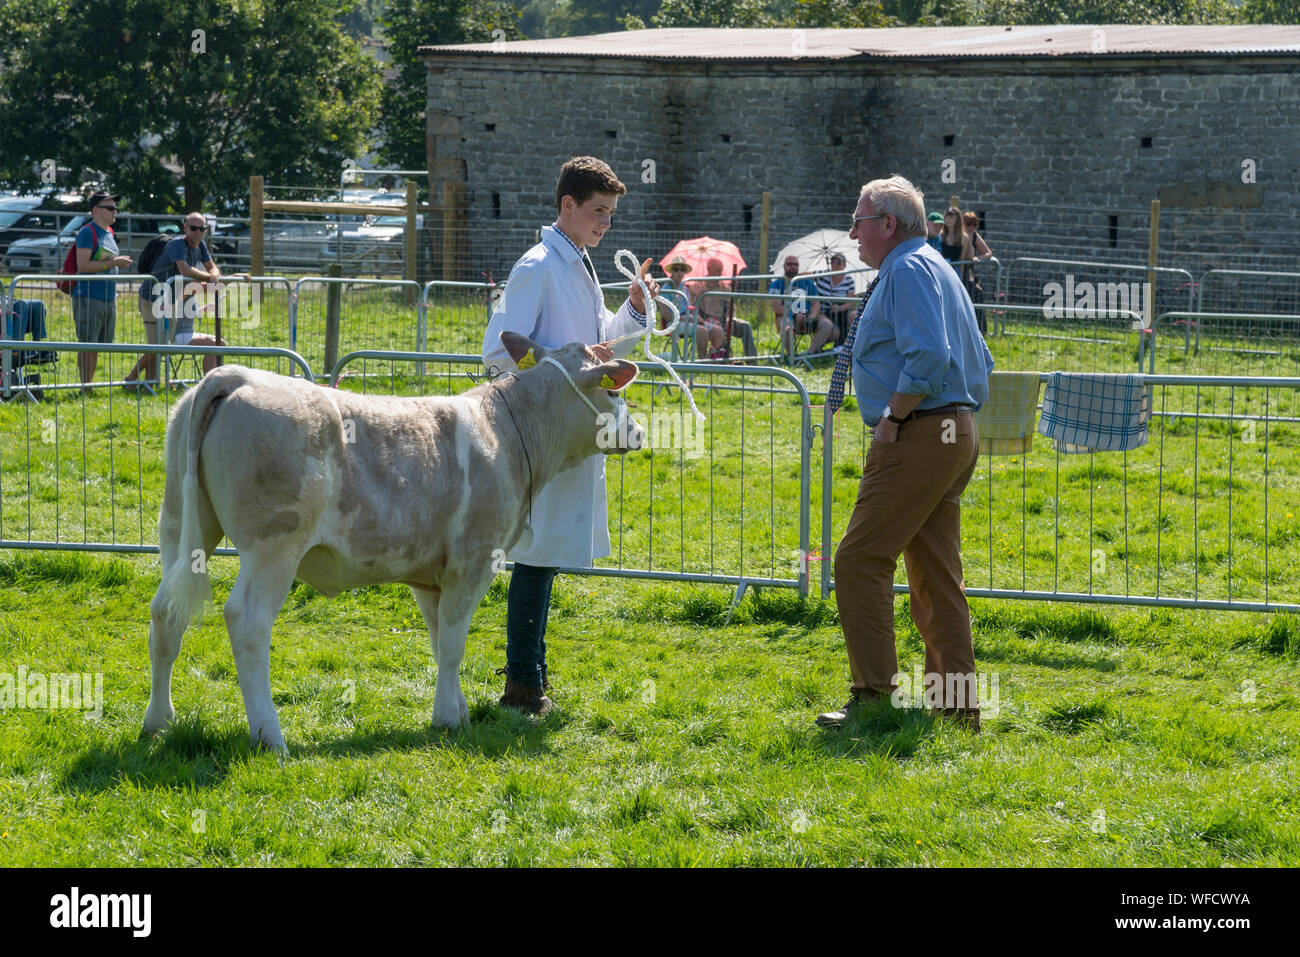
143,331,644,753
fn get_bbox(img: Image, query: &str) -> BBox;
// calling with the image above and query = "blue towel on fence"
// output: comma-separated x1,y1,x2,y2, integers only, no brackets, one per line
5,300,48,341
1037,372,1151,454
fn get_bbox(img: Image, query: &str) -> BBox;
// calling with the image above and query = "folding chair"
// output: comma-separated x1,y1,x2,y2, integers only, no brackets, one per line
2,299,57,402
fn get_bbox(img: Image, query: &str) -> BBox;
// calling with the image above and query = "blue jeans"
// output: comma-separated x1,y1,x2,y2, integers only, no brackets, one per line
505,563,557,687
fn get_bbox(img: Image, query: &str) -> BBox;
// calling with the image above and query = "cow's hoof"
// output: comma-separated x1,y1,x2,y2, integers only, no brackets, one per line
141,706,174,736
250,733,289,757
431,708,468,730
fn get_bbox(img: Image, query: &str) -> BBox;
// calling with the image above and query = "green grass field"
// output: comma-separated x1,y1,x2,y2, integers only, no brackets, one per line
1,551,1297,866
2,287,1300,865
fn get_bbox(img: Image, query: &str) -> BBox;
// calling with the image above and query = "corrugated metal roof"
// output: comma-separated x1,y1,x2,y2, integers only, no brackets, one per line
420,25,1300,61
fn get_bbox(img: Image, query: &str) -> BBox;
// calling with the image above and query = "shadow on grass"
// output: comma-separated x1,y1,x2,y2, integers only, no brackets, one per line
301,700,568,761
617,585,838,633
975,639,1120,673
61,701,571,792
60,713,249,794
807,699,947,761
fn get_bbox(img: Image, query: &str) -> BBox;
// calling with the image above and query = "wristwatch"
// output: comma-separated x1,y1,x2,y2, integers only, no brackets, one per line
883,405,906,424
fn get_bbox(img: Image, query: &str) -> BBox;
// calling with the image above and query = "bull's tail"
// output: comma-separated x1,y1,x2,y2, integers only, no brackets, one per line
154,370,242,633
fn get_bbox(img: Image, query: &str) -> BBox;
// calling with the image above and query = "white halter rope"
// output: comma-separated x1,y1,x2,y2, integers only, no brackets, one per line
602,249,705,422
540,355,601,415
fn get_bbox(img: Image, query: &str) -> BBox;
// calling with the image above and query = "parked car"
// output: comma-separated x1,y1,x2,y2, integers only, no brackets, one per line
327,211,423,273
266,221,337,269
0,194,82,256
5,214,184,275
3,214,90,274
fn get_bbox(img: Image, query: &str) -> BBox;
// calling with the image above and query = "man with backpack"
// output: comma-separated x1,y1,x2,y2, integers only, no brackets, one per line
124,211,227,388
72,192,132,389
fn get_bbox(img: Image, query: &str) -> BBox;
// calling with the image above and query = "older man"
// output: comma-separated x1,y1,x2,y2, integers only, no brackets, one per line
818,175,994,732
126,211,228,388
770,255,832,359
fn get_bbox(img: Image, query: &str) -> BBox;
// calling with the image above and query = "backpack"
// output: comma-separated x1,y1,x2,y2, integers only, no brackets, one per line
137,233,172,278
56,223,107,295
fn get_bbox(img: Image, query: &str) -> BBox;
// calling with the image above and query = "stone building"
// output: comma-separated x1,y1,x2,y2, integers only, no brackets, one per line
420,25,1300,302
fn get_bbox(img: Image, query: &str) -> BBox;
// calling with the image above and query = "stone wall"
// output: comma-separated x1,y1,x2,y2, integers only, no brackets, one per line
423,53,1300,282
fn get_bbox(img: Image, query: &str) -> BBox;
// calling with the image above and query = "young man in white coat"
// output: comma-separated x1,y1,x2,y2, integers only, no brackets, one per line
482,156,659,716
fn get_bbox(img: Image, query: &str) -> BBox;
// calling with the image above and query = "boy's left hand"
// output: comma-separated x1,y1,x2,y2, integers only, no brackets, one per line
627,258,660,314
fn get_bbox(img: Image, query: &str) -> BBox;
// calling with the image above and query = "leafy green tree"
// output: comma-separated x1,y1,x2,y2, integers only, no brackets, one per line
377,0,524,172
542,0,661,33
0,0,382,211
971,0,1240,24
653,0,784,26
1238,0,1300,22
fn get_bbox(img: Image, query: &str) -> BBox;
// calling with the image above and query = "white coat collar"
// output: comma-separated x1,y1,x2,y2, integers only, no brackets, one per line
542,223,585,265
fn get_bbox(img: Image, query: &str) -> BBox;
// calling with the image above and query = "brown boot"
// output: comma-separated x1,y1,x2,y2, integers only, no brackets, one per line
499,677,555,716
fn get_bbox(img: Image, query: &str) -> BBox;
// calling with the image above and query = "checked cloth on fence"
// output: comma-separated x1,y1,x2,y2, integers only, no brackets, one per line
976,371,1042,455
825,277,879,415
1037,372,1152,454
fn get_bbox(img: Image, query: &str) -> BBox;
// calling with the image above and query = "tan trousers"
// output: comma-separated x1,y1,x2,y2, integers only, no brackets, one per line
834,410,980,710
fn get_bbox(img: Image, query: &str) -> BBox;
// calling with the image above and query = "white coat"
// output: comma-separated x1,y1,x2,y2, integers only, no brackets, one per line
482,224,645,568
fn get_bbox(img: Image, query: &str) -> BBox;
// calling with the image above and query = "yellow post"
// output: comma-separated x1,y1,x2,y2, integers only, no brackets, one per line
1147,199,1160,329
250,175,264,277
405,180,418,305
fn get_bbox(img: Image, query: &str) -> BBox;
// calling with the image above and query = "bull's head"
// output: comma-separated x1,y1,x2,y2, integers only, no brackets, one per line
500,331,646,459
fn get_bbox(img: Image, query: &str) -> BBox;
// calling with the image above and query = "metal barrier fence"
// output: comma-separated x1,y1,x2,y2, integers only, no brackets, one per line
326,351,814,600
691,290,861,366
975,301,1151,373
820,374,1300,613
1000,257,1197,326
0,342,313,554
4,273,294,361
1152,310,1300,379
1198,269,1300,318
1,347,813,601
290,276,424,378
420,280,495,355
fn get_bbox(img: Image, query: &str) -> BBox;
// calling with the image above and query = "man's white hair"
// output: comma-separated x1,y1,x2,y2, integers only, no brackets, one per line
859,175,927,239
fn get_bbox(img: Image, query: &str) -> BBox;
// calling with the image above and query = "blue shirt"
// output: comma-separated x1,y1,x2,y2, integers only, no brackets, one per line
851,236,994,426
140,236,210,300
73,223,120,301
768,276,819,319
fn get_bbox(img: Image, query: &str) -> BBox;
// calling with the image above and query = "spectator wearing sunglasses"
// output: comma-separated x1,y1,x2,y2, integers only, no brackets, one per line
73,191,133,389
133,212,226,380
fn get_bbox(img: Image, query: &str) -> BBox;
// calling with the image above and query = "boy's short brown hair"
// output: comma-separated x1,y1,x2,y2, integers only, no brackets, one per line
556,156,625,212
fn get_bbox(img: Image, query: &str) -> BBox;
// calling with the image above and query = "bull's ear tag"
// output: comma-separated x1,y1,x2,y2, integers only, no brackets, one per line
600,374,616,389
518,351,537,370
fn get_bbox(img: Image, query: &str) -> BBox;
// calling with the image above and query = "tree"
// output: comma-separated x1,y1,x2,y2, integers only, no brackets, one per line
970,0,1240,24
1238,0,1300,23
0,0,383,211
377,0,524,172
652,0,785,27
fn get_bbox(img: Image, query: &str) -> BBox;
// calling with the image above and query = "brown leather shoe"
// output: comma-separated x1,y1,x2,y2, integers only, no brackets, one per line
499,677,555,716
815,691,886,729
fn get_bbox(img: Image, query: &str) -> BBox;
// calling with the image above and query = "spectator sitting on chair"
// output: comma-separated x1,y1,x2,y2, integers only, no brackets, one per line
770,255,832,358
814,253,857,344
659,256,694,324
73,192,133,391
125,211,227,388
691,257,756,359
